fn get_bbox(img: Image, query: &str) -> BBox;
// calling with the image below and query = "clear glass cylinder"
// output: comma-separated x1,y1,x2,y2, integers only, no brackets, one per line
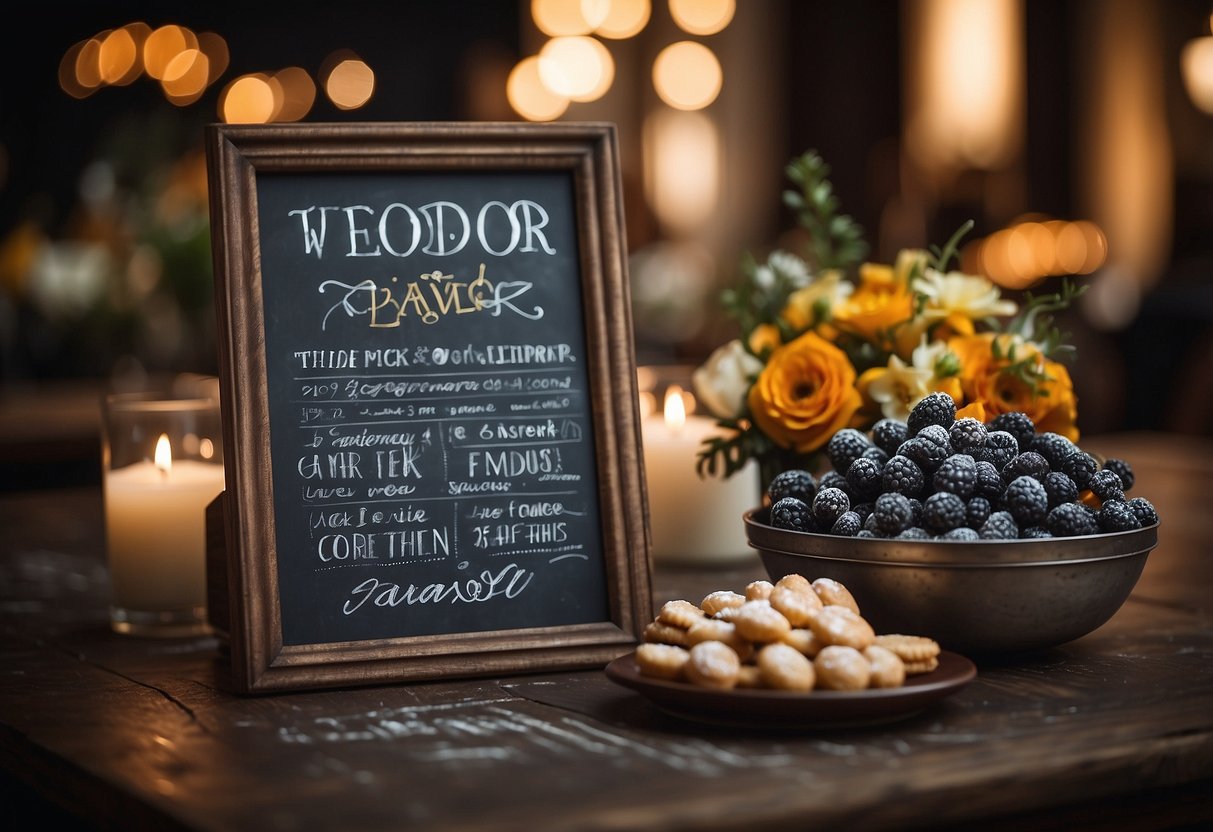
101,380,224,636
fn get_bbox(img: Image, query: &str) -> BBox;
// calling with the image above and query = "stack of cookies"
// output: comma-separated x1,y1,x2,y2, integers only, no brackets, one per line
636,573,940,692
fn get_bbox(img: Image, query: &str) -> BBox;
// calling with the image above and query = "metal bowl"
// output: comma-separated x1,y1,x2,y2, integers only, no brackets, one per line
744,509,1160,654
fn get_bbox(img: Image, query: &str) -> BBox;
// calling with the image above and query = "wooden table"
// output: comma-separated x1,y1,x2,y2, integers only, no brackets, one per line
1,431,1211,831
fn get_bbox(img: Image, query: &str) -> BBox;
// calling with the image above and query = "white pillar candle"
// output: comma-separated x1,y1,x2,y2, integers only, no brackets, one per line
640,386,758,566
103,435,225,612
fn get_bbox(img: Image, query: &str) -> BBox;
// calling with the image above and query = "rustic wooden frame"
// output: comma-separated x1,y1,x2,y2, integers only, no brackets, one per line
205,122,651,694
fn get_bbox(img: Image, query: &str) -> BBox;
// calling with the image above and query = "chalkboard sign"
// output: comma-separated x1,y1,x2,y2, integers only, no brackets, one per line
205,123,652,694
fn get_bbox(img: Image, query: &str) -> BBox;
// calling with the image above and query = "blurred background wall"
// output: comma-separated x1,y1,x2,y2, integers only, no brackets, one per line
1,0,1210,481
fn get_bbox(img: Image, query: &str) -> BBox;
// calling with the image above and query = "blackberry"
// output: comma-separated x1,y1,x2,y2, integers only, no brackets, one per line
1098,500,1141,533
933,454,978,499
1059,451,1099,490
940,527,980,541
1046,502,1100,537
813,487,851,527
819,470,850,493
851,502,875,523
770,497,815,532
896,526,931,540
873,491,915,536
1001,451,1051,484
1004,475,1049,526
973,460,1004,503
908,497,925,528
923,491,967,533
856,529,877,539
871,418,909,456
898,437,948,474
845,457,885,502
966,496,992,529
1087,469,1126,503
830,510,863,537
1127,497,1159,526
1042,471,1079,509
881,454,926,496
863,512,881,535
979,510,1019,540
862,445,890,466
1020,526,1053,539
916,424,955,455
767,468,818,505
827,428,873,477
907,391,956,435
979,430,1020,469
949,417,988,454
1103,458,1135,491
988,411,1036,451
1031,432,1079,469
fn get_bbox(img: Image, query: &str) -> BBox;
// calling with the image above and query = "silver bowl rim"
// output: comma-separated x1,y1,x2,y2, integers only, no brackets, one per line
744,507,1160,566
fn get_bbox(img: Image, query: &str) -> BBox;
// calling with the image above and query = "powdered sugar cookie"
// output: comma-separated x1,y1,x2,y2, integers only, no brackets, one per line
657,599,705,629
780,627,823,658
769,584,823,627
808,605,876,650
745,580,774,601
634,643,690,680
686,618,754,662
685,640,741,689
644,621,690,647
811,578,860,614
700,590,746,617
874,634,941,663
863,644,906,688
814,644,871,691
731,600,792,643
757,642,816,691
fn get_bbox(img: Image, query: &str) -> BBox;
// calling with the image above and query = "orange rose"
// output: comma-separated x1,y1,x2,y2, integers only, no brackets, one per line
747,331,863,454
949,333,1079,441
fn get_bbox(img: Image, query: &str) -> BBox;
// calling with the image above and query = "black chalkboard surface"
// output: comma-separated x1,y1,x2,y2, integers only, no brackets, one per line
206,123,651,693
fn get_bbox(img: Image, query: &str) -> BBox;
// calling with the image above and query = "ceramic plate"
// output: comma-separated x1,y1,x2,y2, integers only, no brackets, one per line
604,649,976,729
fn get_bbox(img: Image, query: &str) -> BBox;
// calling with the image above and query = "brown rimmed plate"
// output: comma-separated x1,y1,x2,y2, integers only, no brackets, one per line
604,650,976,729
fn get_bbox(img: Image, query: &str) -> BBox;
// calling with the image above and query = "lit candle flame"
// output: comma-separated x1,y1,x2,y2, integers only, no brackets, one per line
663,385,687,432
154,433,173,475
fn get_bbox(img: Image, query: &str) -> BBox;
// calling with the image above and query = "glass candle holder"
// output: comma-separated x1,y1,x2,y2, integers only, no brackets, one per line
101,384,224,636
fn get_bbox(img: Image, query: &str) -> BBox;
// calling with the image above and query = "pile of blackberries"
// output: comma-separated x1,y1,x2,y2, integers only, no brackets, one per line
766,392,1159,540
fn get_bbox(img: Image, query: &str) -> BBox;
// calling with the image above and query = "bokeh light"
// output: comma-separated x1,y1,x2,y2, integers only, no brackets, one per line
1181,36,1213,114
323,55,375,110
197,32,230,86
161,49,210,105
143,25,197,81
74,37,105,90
60,41,95,98
652,41,722,110
538,35,614,102
594,0,650,38
668,0,735,36
976,217,1108,288
98,27,138,85
274,67,317,122
508,56,570,121
532,0,608,36
220,74,277,124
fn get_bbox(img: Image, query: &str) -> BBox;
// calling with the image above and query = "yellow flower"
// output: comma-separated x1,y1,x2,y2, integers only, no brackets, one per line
949,333,1079,441
856,337,963,423
833,262,915,346
917,268,1018,338
780,268,853,331
747,331,863,454
747,323,783,357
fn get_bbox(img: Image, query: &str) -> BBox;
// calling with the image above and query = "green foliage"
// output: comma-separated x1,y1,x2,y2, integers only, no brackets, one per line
781,151,868,272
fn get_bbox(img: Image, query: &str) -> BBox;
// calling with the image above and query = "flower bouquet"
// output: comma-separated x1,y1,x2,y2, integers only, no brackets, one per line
693,150,1086,494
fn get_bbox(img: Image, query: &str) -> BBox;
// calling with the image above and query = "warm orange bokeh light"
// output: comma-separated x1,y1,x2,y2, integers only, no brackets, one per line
538,36,614,102
652,41,722,110
595,0,651,38
507,56,570,121
274,67,317,122
219,74,277,124
144,25,198,81
531,0,608,36
98,28,138,85
75,37,105,90
60,41,94,98
668,0,735,36
324,57,375,110
161,49,210,105
197,32,230,86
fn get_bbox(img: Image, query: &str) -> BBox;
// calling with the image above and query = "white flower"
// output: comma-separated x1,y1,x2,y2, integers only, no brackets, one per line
917,268,1018,325
865,338,954,422
752,264,775,290
692,339,764,420
767,250,811,288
